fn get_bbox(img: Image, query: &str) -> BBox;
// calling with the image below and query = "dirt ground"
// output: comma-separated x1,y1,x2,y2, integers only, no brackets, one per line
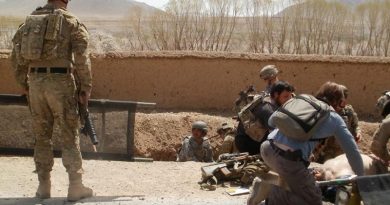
0,106,382,205
0,106,381,161
0,157,247,205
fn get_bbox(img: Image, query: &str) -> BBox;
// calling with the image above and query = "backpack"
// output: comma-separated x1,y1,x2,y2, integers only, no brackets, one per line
20,10,63,60
238,93,271,142
270,94,331,141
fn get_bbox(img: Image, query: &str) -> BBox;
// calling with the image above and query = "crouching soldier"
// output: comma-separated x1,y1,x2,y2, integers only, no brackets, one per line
235,81,295,155
177,121,213,162
313,84,362,163
371,91,390,165
215,122,238,158
259,82,364,205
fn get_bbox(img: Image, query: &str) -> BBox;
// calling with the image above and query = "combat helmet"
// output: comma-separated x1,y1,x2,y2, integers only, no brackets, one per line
217,122,234,133
192,121,208,133
260,65,279,80
377,91,390,117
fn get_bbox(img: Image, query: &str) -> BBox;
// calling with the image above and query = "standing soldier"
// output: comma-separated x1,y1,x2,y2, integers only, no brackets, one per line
11,0,93,201
177,121,214,162
259,65,280,93
371,91,390,164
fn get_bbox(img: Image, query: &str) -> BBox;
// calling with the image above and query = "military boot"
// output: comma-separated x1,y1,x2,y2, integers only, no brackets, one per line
67,173,94,202
36,172,51,199
247,178,271,205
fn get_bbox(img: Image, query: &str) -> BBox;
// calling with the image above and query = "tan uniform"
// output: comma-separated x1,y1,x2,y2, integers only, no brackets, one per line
315,104,361,163
371,114,390,162
11,3,91,174
217,131,238,157
177,136,213,162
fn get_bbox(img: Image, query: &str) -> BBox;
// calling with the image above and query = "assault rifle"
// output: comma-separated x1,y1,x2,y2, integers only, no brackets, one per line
316,175,357,187
200,153,262,186
234,85,256,112
78,92,99,152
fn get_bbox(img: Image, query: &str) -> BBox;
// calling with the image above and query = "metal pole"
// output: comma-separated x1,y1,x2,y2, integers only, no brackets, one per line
126,106,136,159
99,109,106,152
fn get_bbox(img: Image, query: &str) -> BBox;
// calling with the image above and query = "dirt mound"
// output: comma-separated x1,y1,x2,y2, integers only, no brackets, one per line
0,106,235,161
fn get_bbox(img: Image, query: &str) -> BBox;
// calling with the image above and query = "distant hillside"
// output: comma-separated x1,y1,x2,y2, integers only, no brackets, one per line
278,0,367,16
0,0,161,19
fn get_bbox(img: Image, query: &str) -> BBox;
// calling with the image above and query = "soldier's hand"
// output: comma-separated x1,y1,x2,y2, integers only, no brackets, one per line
79,91,90,105
354,133,362,143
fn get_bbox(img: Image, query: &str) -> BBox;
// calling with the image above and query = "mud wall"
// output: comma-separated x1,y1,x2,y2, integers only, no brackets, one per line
1,52,389,116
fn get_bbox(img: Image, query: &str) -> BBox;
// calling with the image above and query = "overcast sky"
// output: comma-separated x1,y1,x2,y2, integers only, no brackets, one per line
134,0,169,9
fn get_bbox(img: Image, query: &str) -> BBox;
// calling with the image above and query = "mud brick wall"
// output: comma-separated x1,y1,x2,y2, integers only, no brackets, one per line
1,51,389,116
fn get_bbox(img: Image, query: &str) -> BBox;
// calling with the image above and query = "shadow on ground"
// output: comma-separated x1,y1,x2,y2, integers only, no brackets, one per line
0,195,147,205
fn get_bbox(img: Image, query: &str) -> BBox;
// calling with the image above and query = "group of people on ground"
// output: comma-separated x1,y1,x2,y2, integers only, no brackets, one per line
177,64,390,205
10,0,390,203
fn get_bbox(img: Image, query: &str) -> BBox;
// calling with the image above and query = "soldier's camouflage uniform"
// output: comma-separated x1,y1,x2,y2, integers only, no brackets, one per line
217,131,238,157
315,104,361,163
177,136,213,162
11,3,91,175
371,114,390,162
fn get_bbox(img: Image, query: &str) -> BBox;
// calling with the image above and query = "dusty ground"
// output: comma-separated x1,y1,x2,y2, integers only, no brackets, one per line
0,106,382,205
0,157,247,205
0,106,381,161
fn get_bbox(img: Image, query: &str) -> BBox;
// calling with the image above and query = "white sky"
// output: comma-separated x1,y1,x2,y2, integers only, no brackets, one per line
134,0,170,9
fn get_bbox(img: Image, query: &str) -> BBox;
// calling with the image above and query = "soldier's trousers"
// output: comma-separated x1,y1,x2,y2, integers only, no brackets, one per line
28,74,83,174
260,141,322,205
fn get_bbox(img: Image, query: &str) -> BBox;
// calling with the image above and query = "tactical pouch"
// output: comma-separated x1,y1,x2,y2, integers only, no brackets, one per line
20,11,63,61
20,15,48,60
238,95,268,142
45,12,63,40
243,119,267,142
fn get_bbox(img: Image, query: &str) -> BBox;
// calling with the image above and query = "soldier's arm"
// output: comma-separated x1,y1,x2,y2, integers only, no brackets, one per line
255,103,276,130
333,114,364,176
219,135,235,155
349,105,361,139
371,119,390,162
204,142,214,163
70,18,92,93
178,138,194,162
11,26,29,90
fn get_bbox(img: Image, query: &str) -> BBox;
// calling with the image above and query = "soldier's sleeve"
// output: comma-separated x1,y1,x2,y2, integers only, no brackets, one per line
204,141,214,163
177,138,194,162
11,25,29,90
70,18,92,93
219,135,234,156
348,106,361,137
371,119,390,162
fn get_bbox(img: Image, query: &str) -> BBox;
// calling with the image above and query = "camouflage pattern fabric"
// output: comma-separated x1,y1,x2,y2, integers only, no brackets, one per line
11,3,92,93
216,131,238,157
314,104,361,163
11,3,91,174
177,136,213,162
371,114,390,162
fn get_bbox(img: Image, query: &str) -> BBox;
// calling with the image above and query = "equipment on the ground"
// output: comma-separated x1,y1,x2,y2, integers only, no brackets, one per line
199,153,269,190
317,174,390,205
